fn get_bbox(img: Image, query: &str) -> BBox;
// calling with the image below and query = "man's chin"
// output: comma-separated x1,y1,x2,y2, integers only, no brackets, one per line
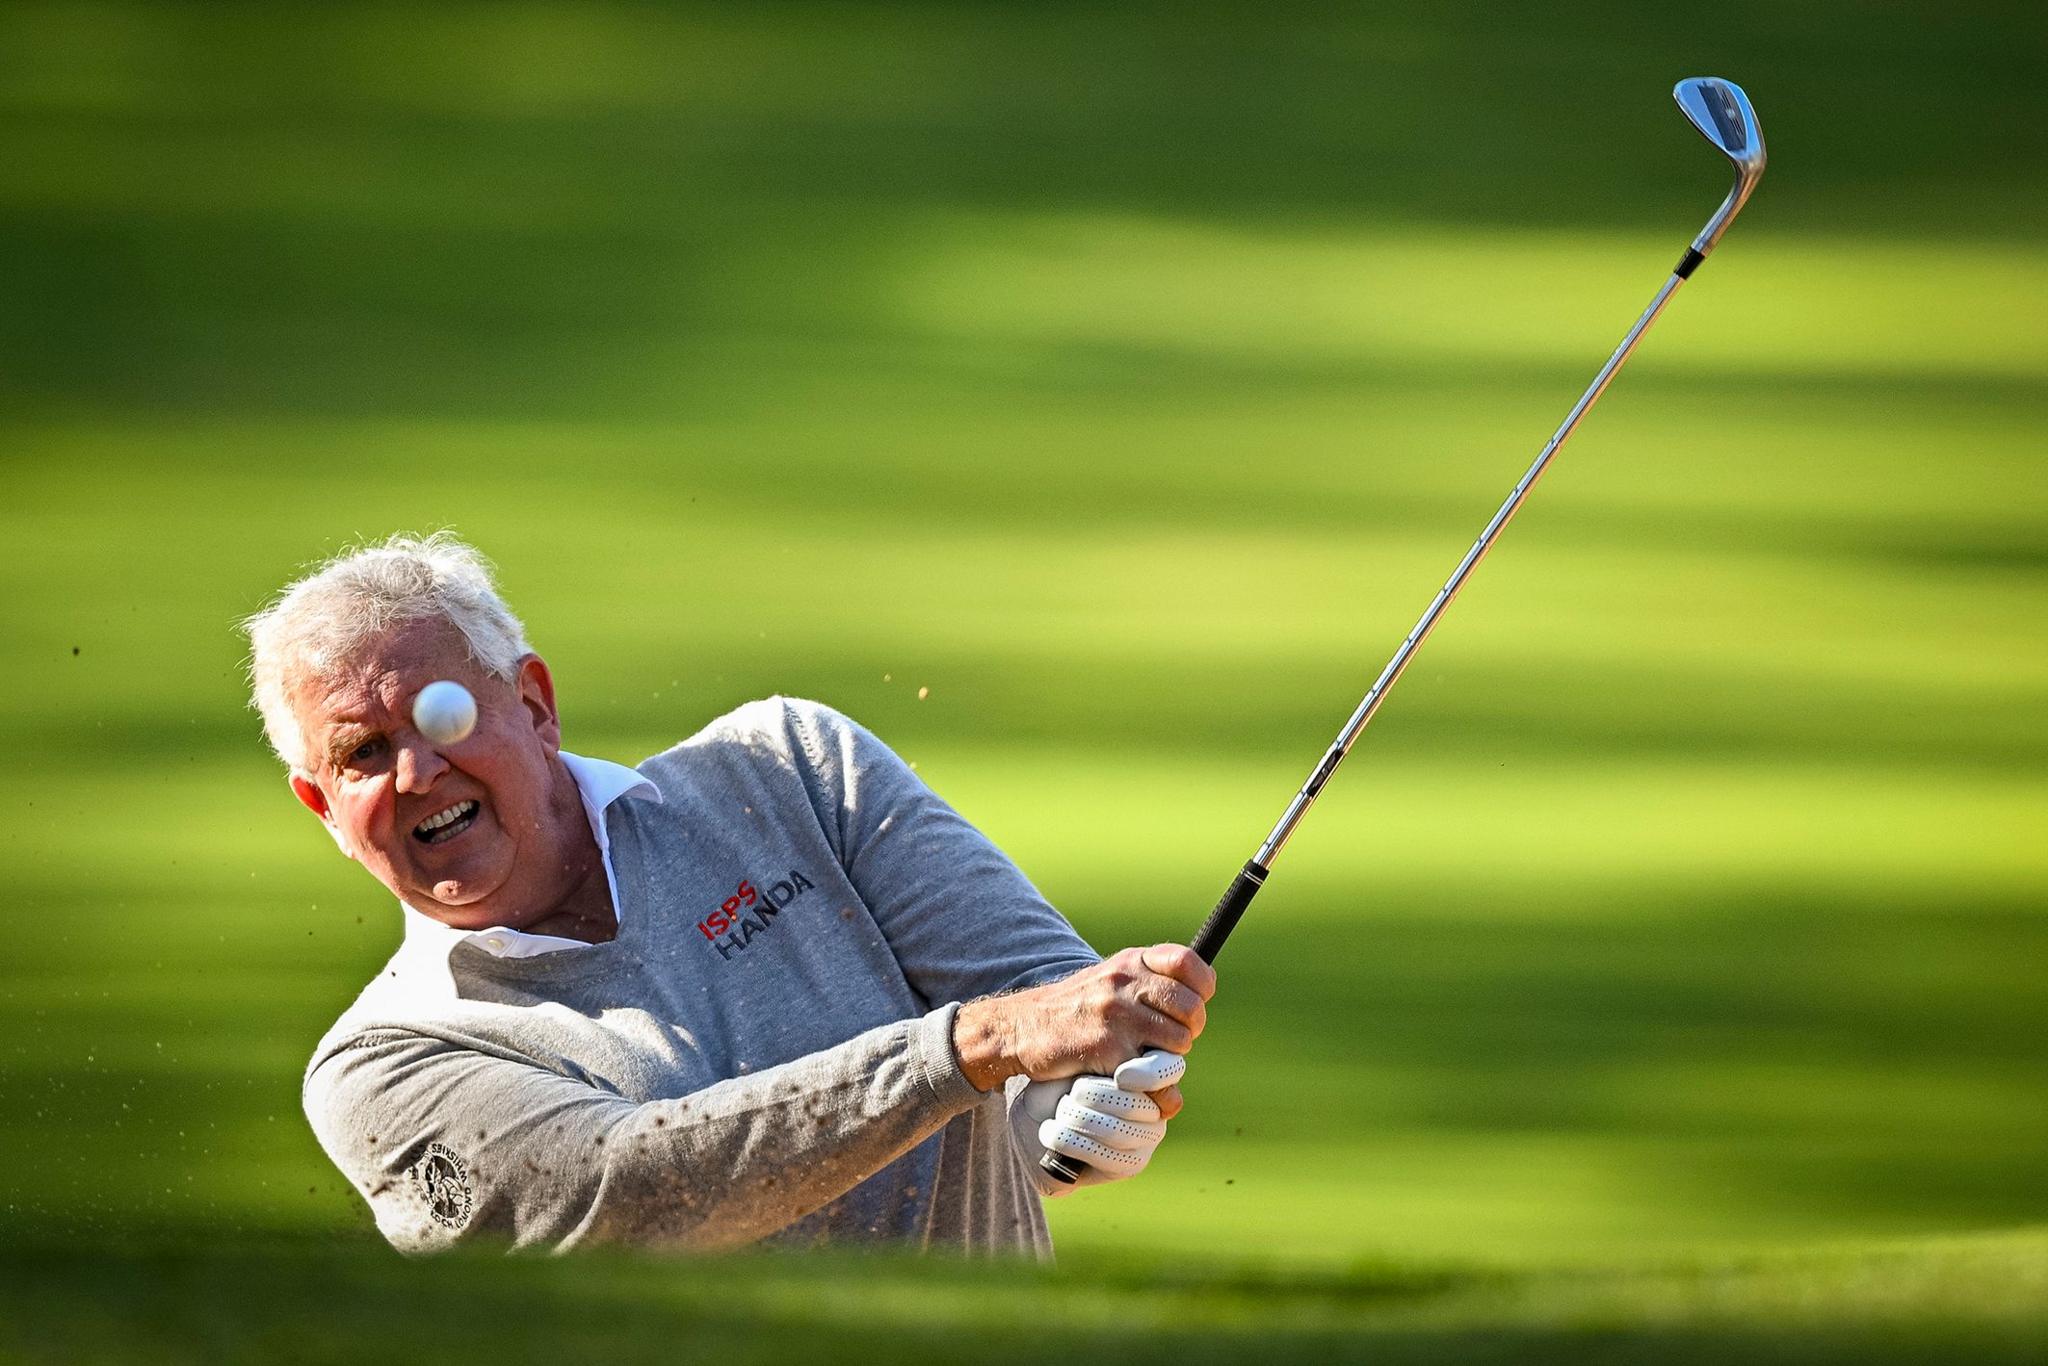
389,841,540,930
429,877,495,908
401,861,512,919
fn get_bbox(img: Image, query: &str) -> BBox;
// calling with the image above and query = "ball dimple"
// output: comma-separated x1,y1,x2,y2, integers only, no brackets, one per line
412,680,477,745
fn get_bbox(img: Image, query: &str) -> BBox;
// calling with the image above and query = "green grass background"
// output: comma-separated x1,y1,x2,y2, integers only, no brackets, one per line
2,2,2043,1360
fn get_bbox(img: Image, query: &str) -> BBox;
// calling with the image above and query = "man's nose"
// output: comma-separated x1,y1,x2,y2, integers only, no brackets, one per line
394,737,451,793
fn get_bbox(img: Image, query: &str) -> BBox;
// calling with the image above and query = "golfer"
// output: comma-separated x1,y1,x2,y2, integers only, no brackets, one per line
244,533,1213,1255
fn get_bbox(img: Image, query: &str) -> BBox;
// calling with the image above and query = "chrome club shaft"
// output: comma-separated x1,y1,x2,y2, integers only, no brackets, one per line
1043,78,1767,1188
1188,76,1766,963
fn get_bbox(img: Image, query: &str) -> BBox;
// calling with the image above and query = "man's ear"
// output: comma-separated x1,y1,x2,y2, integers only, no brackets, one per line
290,772,355,859
516,653,563,751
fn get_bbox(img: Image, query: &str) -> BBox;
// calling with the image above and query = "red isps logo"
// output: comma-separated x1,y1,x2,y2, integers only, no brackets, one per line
697,880,757,940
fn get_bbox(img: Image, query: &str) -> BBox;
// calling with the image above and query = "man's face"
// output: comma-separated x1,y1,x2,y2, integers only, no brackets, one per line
285,618,582,930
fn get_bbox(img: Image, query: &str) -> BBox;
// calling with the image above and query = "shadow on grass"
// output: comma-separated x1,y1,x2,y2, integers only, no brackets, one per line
3,1231,2042,1365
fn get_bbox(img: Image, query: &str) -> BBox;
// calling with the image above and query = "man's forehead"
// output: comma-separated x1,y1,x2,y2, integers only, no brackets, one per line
291,621,476,727
300,658,400,720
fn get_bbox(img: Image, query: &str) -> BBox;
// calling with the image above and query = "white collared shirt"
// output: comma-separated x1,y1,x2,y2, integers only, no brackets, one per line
398,749,663,964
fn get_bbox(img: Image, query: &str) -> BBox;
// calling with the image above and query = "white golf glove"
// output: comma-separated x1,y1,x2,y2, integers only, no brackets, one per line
1011,1049,1187,1197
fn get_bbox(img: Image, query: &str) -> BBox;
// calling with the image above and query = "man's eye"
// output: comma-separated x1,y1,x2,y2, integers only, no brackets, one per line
347,738,384,765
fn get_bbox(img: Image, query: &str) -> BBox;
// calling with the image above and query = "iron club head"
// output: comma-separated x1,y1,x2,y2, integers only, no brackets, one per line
1674,77,1766,259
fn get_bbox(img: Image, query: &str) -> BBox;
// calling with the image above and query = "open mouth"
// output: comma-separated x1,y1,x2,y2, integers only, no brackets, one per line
413,799,480,845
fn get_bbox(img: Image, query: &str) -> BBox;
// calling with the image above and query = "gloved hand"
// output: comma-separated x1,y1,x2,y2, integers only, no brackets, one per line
1010,1049,1187,1196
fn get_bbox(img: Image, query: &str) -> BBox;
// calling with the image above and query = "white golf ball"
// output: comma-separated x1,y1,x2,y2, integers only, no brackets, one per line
412,680,477,745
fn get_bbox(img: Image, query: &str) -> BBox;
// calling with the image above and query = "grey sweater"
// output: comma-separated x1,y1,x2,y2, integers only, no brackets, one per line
303,698,1100,1256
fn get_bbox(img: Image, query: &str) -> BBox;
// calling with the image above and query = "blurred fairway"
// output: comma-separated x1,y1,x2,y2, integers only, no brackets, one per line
2,1,2044,1360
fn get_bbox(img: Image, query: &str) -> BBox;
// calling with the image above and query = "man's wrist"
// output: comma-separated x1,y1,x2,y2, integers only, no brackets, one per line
951,996,1021,1092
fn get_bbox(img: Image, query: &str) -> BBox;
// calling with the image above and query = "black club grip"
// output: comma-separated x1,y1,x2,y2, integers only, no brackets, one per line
1041,1152,1087,1185
1190,859,1269,964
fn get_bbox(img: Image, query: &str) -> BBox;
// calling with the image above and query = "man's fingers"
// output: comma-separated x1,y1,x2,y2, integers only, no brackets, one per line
1139,943,1218,1001
1136,978,1207,1033
1150,1084,1184,1120
1133,1007,1196,1056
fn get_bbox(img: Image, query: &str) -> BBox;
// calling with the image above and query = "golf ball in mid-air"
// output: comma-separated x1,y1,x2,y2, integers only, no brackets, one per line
413,680,477,745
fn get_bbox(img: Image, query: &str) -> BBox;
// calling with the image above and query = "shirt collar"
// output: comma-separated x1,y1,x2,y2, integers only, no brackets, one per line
398,749,662,967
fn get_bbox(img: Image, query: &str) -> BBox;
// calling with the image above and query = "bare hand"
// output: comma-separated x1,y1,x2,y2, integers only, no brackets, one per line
953,944,1216,1093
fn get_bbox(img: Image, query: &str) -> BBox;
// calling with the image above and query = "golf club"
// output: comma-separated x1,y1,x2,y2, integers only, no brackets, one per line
1043,76,1766,1185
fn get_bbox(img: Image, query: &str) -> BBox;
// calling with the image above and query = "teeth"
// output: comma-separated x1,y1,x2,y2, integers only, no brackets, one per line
416,800,477,835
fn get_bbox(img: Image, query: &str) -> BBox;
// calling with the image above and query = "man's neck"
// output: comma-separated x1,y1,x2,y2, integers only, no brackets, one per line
521,857,617,943
520,757,616,942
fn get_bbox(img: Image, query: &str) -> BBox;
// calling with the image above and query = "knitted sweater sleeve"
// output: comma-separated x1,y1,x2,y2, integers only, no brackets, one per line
303,1004,981,1254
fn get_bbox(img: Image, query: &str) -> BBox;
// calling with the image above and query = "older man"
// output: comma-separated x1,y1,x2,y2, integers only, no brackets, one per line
244,533,1212,1255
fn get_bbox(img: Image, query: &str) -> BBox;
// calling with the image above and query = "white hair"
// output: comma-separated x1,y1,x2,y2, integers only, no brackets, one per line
242,531,531,769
